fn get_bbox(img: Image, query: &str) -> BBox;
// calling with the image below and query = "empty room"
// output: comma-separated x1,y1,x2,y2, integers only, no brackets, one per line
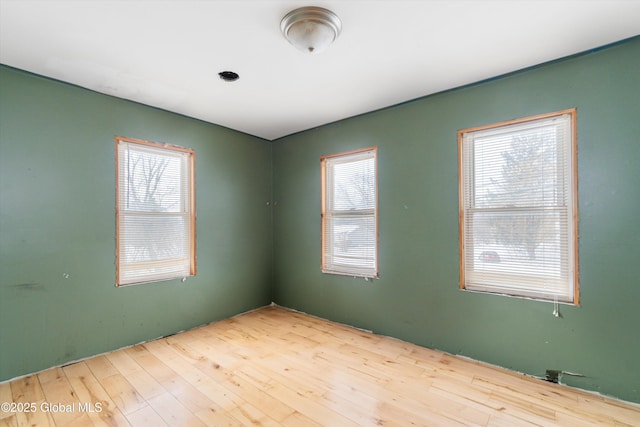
1,1,639,426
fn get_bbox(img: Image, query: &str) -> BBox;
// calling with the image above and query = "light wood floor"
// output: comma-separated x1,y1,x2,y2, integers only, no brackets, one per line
1,306,639,427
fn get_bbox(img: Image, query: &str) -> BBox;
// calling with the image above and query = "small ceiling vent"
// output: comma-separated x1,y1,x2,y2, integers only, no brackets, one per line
218,71,239,82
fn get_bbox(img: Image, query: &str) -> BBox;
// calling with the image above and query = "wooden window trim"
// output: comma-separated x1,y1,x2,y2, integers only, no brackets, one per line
321,146,379,278
115,136,196,286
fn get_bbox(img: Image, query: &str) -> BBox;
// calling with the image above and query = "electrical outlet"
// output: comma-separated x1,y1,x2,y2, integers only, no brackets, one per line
545,369,561,383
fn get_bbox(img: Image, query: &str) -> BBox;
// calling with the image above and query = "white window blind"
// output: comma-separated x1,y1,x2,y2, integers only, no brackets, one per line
116,137,195,286
321,148,378,278
459,110,578,303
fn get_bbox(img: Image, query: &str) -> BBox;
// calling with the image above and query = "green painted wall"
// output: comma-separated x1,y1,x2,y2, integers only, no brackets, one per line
0,66,272,381
2,37,639,404
272,38,640,403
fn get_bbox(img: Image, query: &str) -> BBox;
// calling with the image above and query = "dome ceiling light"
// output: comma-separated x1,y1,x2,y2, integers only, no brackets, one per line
280,6,342,54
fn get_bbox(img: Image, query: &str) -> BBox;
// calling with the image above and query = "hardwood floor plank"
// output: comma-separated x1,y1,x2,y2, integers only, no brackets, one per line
84,356,119,382
2,305,639,426
122,346,182,393
279,410,323,427
98,374,147,416
259,379,361,427
175,388,240,427
580,395,640,426
145,393,206,426
140,340,250,418
37,368,93,427
125,344,244,426
151,338,296,426
123,406,167,427
0,415,18,427
227,402,281,427
9,376,44,403
0,383,13,421
212,368,297,423
63,361,130,427
13,405,55,427
105,351,165,401
3,379,55,427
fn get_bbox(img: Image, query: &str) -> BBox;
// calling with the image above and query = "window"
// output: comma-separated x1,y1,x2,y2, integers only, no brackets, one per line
458,109,578,303
321,147,378,278
115,137,196,286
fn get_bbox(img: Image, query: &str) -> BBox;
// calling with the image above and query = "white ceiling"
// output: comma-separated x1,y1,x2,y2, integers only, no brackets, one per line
1,1,639,141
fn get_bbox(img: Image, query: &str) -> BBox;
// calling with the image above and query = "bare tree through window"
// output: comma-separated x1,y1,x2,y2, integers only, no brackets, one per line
122,149,186,262
483,130,560,260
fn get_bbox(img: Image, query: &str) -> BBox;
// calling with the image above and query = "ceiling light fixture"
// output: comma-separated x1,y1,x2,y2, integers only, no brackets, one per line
281,6,342,54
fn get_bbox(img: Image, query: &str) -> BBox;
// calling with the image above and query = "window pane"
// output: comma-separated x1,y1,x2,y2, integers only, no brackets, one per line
325,214,376,270
120,215,189,263
468,209,566,280
121,148,185,213
330,157,376,211
472,124,566,209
